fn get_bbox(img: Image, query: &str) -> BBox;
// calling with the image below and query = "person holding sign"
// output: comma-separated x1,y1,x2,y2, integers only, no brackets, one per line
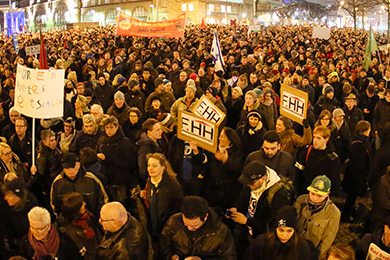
356,220,390,260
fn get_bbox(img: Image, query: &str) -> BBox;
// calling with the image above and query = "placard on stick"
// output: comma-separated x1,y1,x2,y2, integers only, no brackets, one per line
280,85,308,125
177,110,218,153
192,95,226,125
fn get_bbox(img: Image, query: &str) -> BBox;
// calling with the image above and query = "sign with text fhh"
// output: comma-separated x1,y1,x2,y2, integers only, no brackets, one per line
177,110,218,153
280,85,308,125
192,95,226,125
15,64,65,118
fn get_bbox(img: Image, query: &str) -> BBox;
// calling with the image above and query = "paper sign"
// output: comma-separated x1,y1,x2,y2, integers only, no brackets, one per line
192,95,226,125
15,64,64,118
116,11,186,38
365,243,390,260
248,25,261,33
26,45,40,56
312,27,331,40
280,85,308,125
177,110,218,153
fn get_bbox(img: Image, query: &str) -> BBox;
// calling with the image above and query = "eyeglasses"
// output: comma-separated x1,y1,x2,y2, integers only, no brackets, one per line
99,218,115,223
15,125,26,128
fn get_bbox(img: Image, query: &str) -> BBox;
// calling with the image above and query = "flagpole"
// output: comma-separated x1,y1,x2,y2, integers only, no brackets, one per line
32,117,35,167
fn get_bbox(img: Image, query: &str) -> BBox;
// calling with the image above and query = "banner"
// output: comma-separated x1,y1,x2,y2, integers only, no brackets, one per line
116,11,186,38
15,64,65,118
312,27,330,40
6,12,24,37
280,85,308,125
365,243,390,260
211,32,226,74
26,45,40,56
363,26,379,71
192,95,226,125
177,111,218,153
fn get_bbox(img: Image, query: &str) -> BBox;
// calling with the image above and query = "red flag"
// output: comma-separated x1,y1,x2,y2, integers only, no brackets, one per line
39,29,48,69
201,18,206,29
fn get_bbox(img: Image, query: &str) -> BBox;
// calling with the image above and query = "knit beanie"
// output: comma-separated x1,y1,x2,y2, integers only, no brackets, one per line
154,77,164,88
4,179,26,198
114,91,125,100
275,205,298,230
233,86,243,97
186,79,197,93
245,90,257,101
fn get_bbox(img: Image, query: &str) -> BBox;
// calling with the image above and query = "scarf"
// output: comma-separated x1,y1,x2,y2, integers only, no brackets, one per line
332,119,343,130
72,211,96,239
28,224,60,260
307,196,328,215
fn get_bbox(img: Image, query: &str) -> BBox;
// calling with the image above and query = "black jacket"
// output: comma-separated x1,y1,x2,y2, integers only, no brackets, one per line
343,106,364,137
236,123,266,156
95,82,115,112
97,214,149,260
370,173,390,232
136,133,164,181
8,132,34,166
159,209,237,260
69,128,101,155
36,142,62,185
373,98,390,131
123,120,143,146
356,227,390,260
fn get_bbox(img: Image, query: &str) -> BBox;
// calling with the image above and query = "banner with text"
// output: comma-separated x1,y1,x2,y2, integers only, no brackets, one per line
280,85,308,125
192,95,226,125
116,12,186,38
312,27,331,40
26,45,41,56
365,243,390,260
15,64,64,118
177,110,218,153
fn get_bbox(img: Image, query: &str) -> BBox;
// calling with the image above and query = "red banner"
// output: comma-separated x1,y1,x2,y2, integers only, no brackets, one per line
116,12,186,38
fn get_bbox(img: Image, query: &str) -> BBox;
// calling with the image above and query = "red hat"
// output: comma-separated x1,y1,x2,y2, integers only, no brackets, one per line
200,62,206,68
189,73,198,81
282,68,290,74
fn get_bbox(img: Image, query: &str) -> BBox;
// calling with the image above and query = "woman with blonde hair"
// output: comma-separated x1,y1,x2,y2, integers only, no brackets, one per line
320,244,355,260
0,142,31,185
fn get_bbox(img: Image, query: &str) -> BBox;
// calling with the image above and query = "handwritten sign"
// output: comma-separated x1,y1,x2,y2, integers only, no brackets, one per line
366,243,390,260
116,11,186,38
280,85,308,125
15,64,64,118
177,110,218,153
192,95,226,125
26,45,40,56
312,27,331,40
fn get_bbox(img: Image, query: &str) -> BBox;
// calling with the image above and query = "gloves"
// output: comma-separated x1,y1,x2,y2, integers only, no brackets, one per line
302,119,309,128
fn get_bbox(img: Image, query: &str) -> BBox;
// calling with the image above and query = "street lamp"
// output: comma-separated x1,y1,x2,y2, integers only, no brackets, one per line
242,13,246,18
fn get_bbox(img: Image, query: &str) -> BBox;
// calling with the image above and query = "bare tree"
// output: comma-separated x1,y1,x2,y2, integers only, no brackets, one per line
338,0,380,31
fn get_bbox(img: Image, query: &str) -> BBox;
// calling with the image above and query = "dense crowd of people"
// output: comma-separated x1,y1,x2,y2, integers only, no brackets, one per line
0,24,390,259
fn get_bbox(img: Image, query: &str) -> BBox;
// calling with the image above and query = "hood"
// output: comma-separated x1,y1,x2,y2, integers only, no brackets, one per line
264,166,281,191
136,132,154,146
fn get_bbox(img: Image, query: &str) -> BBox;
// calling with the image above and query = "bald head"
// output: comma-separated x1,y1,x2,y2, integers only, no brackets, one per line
100,202,128,232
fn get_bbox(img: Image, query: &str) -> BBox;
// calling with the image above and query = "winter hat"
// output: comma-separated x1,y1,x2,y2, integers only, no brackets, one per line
150,96,162,103
114,91,125,100
154,77,164,88
3,178,26,198
323,84,334,95
76,95,90,113
163,79,171,85
245,90,257,101
84,88,93,97
263,82,273,89
238,161,267,185
233,86,243,97
189,73,198,81
206,87,218,97
62,152,79,169
276,205,298,230
186,79,197,93
332,108,345,118
278,116,293,130
247,110,262,120
328,71,339,80
159,113,174,128
128,79,140,89
253,88,263,96
344,93,357,100
117,77,126,86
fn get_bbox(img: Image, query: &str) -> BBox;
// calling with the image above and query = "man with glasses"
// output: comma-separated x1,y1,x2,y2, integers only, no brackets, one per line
97,202,149,260
8,117,34,168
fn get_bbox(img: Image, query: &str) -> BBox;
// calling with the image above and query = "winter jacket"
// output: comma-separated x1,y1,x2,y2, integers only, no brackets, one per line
358,92,379,122
97,128,137,185
122,119,143,145
69,127,101,155
295,195,340,254
356,227,390,260
159,209,237,260
0,154,31,186
144,91,176,114
370,173,390,232
125,90,146,115
343,106,364,137
95,83,115,112
170,96,199,120
245,149,295,181
36,142,62,184
236,122,266,156
98,214,149,260
136,133,164,181
314,96,340,117
8,131,34,166
373,98,390,131
330,122,351,163
279,127,312,159
107,104,131,127
50,166,109,216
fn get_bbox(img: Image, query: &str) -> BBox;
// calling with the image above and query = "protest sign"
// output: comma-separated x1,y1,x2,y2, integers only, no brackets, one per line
248,25,261,33
280,85,308,125
15,64,64,118
365,243,390,260
312,27,331,40
192,95,226,125
26,45,40,56
116,11,186,38
177,110,218,153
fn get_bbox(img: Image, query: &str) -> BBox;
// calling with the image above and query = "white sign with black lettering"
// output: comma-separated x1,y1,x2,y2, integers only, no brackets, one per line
280,85,308,125
26,45,40,56
192,95,226,125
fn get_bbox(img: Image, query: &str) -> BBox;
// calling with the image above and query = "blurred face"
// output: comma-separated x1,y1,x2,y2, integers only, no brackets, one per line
147,157,165,178
276,227,295,243
385,93,390,103
313,133,328,150
15,119,27,137
143,71,151,80
1,147,12,163
114,98,125,108
309,191,328,204
275,119,286,133
76,84,85,94
326,91,334,99
248,175,267,190
334,115,344,123
345,99,355,110
152,99,161,110
185,88,195,100
99,209,118,233
180,73,187,82
245,95,254,107
232,89,240,99
84,122,96,135
105,123,118,137
43,136,57,150
63,162,80,180
4,191,21,207
250,74,257,84
129,112,139,125
147,123,162,141
9,112,19,124
29,219,51,241
98,77,106,86
302,78,309,86
219,130,230,148
64,123,73,135
182,215,207,231
248,116,259,128
262,140,280,159
320,116,331,127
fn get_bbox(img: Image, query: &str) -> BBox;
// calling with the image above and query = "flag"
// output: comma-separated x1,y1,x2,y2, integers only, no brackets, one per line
363,27,378,71
201,18,206,29
210,32,226,75
39,29,48,69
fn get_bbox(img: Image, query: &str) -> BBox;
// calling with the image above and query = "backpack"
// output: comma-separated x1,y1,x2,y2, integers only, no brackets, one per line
266,175,296,206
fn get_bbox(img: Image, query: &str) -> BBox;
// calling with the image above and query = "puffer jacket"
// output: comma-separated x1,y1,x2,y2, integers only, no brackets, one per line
295,194,341,254
159,208,237,260
97,214,149,260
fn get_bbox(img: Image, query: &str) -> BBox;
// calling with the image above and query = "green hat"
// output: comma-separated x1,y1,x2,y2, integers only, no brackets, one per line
307,175,331,196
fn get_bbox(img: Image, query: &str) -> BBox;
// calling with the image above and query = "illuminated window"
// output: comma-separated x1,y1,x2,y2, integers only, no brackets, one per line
227,6,231,13
188,3,194,11
182,4,186,11
221,5,225,12
209,4,214,12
